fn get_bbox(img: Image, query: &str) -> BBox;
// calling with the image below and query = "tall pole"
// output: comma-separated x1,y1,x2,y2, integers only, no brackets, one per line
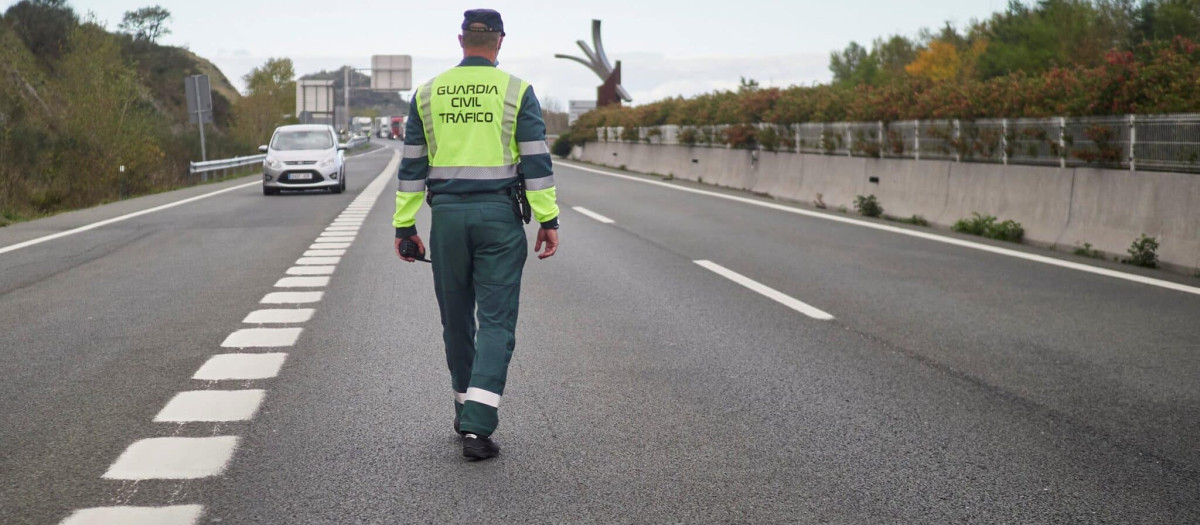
193,76,207,162
343,66,350,135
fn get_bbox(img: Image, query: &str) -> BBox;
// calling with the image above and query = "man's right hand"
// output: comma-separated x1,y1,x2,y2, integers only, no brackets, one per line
395,235,425,263
535,228,558,260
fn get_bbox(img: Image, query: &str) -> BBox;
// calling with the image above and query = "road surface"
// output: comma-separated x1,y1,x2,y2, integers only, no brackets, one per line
1,141,1198,524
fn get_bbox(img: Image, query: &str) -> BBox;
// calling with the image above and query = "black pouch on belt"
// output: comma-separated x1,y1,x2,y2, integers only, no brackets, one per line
511,170,532,225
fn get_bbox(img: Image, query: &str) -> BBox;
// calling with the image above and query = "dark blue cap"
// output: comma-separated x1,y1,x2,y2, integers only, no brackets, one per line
462,9,504,36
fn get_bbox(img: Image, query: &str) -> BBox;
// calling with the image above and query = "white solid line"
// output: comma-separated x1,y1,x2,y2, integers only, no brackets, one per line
243,308,315,323
296,256,341,265
261,291,324,304
102,436,239,480
193,353,287,380
154,390,266,422
275,276,330,288
221,327,303,348
59,505,204,525
562,161,1200,297
0,182,259,256
695,260,835,320
304,249,345,257
572,206,615,224
310,242,351,250
286,265,335,276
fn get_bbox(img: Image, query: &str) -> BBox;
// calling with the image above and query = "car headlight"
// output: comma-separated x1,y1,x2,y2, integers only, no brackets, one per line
264,158,283,170
318,155,336,169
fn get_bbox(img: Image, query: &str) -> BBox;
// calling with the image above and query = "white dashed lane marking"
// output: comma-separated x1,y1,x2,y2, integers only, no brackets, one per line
102,436,239,480
317,233,356,239
695,260,835,321
59,505,204,525
572,206,615,224
296,256,341,265
154,390,266,422
261,291,324,304
325,226,359,232
192,353,288,380
286,265,335,276
274,276,330,288
309,242,351,250
243,308,315,323
303,249,346,257
221,327,303,348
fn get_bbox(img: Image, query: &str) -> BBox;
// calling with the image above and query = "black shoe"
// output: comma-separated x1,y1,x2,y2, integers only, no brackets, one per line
462,433,500,460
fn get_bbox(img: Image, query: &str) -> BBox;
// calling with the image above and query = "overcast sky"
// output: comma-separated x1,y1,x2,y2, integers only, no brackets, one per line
63,0,1007,106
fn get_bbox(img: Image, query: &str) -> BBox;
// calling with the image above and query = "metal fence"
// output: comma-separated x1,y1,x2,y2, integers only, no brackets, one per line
597,114,1200,173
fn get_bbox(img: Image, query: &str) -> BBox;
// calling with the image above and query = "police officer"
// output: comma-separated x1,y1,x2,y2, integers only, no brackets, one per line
393,9,559,461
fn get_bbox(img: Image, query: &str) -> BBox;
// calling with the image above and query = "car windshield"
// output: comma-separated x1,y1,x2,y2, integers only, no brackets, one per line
271,130,334,151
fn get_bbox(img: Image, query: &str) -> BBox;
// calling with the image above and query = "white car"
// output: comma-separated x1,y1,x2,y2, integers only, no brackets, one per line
259,125,346,195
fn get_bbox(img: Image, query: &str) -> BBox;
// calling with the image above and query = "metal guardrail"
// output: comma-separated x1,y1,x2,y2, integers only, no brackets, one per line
598,113,1200,173
189,154,265,182
187,136,371,183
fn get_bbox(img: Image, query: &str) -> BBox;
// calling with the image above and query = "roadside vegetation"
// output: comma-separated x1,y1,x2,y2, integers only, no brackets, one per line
952,213,1026,243
561,1,1200,149
0,0,299,225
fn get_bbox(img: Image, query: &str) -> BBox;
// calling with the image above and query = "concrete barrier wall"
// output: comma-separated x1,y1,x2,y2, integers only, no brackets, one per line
573,142,1200,272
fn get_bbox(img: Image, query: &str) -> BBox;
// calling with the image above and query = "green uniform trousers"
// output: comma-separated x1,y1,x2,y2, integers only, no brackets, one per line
429,193,527,437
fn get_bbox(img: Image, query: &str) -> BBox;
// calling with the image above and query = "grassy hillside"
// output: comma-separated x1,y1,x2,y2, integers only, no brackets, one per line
0,0,250,226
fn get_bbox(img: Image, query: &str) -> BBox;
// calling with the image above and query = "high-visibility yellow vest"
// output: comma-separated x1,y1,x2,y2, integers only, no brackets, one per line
415,66,529,182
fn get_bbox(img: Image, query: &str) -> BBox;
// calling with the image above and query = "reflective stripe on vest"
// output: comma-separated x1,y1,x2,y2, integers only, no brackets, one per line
415,67,529,177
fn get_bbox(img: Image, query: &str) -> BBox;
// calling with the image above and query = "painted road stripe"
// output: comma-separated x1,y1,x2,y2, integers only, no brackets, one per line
154,390,266,422
695,260,834,320
317,233,356,239
193,353,287,380
313,238,352,245
286,265,335,276
304,249,346,257
243,308,315,323
59,505,204,525
275,276,330,288
222,327,303,348
325,226,360,231
334,218,364,223
572,206,615,224
296,256,341,265
103,436,238,480
261,291,324,304
310,242,351,250
0,182,259,256
563,161,1200,297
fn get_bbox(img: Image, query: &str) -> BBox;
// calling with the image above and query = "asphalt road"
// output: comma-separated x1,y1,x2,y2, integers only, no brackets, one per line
1,142,1198,524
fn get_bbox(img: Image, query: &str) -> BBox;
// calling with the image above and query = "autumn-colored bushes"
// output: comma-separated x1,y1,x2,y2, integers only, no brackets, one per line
572,38,1200,137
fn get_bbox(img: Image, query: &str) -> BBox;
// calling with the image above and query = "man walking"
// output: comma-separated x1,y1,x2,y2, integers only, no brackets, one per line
393,9,559,461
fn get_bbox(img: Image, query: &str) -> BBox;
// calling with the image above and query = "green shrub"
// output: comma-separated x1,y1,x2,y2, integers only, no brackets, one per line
1073,242,1103,259
1123,234,1159,268
678,127,699,146
886,214,929,226
551,134,573,158
952,213,1024,242
854,195,883,218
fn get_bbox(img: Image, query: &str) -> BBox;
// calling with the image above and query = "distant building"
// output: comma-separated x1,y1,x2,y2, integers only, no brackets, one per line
568,100,597,126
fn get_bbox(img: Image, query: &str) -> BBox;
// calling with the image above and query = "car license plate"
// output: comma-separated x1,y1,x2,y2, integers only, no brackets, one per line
290,173,313,181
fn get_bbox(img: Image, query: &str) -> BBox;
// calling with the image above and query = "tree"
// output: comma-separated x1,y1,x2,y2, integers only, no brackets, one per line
906,41,962,82
4,0,79,60
829,41,879,86
231,58,297,147
118,6,171,43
